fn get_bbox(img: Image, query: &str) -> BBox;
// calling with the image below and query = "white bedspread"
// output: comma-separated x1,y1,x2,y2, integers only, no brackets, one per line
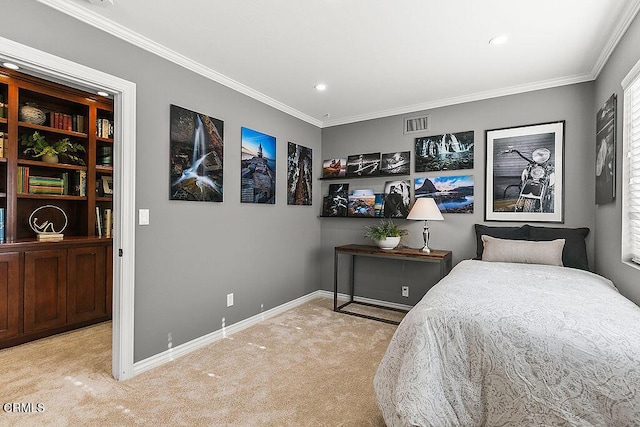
374,260,640,426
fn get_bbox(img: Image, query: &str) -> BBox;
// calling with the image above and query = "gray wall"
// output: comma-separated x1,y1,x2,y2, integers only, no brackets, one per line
321,84,596,304
1,1,322,361
594,12,640,304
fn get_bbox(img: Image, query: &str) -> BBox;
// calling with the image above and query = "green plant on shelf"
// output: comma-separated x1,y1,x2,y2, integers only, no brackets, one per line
20,131,86,165
364,219,408,241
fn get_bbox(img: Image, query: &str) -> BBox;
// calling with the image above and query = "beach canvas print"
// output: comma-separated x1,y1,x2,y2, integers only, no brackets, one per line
241,127,276,204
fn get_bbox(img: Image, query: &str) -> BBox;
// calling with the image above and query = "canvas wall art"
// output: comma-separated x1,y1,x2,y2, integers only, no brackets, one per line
596,94,616,205
383,180,411,218
381,151,410,175
241,127,276,204
485,121,564,222
287,141,313,205
323,183,349,217
322,158,346,178
169,104,224,202
347,152,380,177
414,131,474,172
415,175,474,213
348,189,376,217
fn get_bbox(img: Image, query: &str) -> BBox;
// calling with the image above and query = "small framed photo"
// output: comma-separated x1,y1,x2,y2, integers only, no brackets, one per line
101,175,113,195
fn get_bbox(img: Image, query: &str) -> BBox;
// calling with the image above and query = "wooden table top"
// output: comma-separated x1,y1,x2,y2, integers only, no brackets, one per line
335,244,451,260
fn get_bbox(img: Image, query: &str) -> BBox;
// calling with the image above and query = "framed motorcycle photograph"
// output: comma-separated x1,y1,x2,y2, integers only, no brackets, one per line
485,121,564,223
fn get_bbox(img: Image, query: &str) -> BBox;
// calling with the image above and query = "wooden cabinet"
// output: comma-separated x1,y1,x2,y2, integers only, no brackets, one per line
23,249,67,333
0,252,19,340
67,245,106,323
0,239,111,349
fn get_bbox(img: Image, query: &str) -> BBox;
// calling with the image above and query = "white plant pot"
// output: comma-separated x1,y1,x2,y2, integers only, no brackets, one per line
376,236,401,250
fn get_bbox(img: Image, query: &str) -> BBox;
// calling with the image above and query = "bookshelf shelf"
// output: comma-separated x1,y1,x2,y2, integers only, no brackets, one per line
0,117,6,125
95,165,113,174
17,159,86,171
17,193,86,201
96,136,113,144
18,121,88,139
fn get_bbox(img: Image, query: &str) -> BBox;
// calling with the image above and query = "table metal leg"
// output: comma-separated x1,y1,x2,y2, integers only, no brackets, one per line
350,254,355,303
334,249,338,311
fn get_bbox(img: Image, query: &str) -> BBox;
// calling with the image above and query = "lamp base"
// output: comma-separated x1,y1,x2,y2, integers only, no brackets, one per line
420,244,432,253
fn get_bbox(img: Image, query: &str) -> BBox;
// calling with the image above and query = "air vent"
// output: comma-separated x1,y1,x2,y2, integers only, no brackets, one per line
403,115,430,134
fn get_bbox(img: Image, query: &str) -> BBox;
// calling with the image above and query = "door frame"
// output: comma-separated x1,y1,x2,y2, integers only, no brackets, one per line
0,36,136,380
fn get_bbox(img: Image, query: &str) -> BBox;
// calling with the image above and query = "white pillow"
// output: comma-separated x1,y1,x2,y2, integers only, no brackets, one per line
481,235,565,266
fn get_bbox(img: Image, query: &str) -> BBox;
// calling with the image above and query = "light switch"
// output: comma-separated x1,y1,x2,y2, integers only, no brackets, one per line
138,209,150,225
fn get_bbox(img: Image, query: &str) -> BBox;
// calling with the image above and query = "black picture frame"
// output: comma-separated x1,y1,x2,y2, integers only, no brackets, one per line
596,94,616,205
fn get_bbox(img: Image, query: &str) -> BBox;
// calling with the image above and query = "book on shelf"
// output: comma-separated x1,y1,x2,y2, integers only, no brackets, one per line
97,118,114,139
0,131,5,157
28,176,65,195
17,166,30,194
72,170,87,196
96,206,103,237
0,208,4,243
47,112,85,133
104,208,112,238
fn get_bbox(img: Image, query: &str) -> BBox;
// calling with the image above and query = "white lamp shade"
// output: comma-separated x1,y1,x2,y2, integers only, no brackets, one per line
407,197,444,221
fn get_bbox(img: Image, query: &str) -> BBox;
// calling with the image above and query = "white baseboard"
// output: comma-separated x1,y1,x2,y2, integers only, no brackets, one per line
132,290,411,377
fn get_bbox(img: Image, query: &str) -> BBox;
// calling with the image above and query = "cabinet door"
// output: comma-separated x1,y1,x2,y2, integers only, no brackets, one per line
0,252,20,340
106,245,113,316
24,249,67,333
67,245,106,323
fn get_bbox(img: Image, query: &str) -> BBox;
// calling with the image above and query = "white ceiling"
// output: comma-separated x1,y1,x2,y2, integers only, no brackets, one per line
39,0,640,127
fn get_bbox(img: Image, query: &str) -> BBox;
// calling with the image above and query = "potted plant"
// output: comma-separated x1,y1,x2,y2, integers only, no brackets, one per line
20,131,86,165
364,219,408,250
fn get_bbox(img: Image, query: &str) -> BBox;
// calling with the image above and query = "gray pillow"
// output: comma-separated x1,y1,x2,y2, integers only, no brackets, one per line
481,235,565,266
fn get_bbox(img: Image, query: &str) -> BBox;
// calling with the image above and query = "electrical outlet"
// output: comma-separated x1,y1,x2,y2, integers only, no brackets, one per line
401,286,409,297
227,293,234,307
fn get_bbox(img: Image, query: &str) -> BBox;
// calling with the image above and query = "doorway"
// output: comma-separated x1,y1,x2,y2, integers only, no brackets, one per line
0,35,136,380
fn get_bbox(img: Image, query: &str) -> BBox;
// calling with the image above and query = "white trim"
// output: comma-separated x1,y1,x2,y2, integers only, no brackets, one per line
133,290,410,375
133,291,323,375
35,0,640,129
322,73,593,127
35,0,323,129
0,36,137,380
591,0,640,79
622,57,640,89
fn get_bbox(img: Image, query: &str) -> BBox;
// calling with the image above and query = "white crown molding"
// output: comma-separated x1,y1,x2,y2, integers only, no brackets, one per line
322,73,594,128
36,0,640,130
590,0,640,79
35,0,323,128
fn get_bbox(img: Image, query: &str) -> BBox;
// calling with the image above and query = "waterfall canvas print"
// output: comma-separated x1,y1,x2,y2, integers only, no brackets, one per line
169,105,224,202
287,142,313,205
241,127,276,204
414,130,474,172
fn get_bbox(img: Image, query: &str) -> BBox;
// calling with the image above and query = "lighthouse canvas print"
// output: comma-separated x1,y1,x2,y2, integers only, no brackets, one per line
169,105,224,202
241,127,276,204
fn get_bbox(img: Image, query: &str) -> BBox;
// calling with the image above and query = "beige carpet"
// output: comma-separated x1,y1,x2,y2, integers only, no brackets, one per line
0,297,404,426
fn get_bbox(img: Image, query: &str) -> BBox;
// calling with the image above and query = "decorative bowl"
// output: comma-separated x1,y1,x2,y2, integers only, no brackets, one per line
19,103,46,125
376,236,401,250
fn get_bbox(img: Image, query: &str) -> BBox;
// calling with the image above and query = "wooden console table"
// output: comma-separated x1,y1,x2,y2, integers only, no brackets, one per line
333,244,452,325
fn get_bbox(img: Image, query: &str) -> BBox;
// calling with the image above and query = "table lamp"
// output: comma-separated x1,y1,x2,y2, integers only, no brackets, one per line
407,197,444,253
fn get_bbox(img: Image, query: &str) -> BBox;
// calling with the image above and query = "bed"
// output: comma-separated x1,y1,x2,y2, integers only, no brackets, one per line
374,226,640,426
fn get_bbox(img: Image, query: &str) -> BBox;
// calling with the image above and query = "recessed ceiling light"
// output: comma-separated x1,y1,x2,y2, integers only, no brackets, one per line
489,35,509,45
2,62,19,70
314,83,327,91
97,91,109,97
